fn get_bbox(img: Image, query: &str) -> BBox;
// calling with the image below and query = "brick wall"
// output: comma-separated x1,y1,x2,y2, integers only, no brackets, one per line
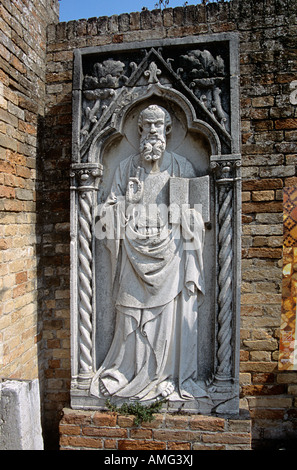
1,0,296,450
238,0,297,447
44,0,297,449
59,408,251,451
0,0,59,445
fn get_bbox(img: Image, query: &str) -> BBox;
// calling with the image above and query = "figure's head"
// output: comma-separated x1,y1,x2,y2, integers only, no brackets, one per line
138,105,172,140
138,105,172,161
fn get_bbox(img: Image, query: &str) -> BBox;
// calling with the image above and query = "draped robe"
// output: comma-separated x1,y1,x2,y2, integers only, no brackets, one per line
90,151,208,401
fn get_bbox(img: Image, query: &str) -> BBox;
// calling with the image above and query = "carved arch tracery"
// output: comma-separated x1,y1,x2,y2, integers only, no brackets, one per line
88,83,222,166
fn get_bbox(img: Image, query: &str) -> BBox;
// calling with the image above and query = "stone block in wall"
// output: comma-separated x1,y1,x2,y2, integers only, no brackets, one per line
0,379,43,450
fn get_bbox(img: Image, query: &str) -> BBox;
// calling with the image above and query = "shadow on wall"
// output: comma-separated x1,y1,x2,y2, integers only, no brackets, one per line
36,92,72,449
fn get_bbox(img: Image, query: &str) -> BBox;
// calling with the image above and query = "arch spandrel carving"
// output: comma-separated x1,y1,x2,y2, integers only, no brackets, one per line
70,34,241,415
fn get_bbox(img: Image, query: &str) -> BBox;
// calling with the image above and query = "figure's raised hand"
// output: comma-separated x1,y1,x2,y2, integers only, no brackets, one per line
126,166,144,203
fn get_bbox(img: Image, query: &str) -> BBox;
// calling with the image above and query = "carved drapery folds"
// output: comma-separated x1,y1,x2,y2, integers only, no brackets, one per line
70,34,241,413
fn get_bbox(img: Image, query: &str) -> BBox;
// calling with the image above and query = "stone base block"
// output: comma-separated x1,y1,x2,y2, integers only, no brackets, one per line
59,407,251,450
0,379,43,450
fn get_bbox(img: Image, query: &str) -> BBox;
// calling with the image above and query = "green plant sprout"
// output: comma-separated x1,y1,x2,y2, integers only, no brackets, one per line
154,0,169,9
106,398,167,426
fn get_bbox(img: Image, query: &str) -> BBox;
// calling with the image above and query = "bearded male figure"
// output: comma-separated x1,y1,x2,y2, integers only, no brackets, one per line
90,105,208,403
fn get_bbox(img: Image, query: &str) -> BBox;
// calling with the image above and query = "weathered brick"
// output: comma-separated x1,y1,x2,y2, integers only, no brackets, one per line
202,432,251,445
116,414,135,427
242,201,283,213
167,441,191,450
126,11,139,30
60,435,103,449
227,420,251,433
60,409,93,426
277,372,297,384
247,396,293,408
249,409,285,420
240,362,278,373
189,415,225,431
104,439,117,449
82,426,127,438
243,339,278,351
252,96,275,107
153,429,200,442
242,178,283,191
242,191,251,202
92,412,117,427
165,414,189,429
244,247,282,259
251,190,275,201
142,414,164,428
59,424,81,436
192,442,226,450
118,439,166,450
275,118,297,130
130,428,152,439
0,185,16,199
15,271,27,284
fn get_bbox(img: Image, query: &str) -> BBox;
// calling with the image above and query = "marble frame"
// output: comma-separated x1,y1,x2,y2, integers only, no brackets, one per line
70,32,241,414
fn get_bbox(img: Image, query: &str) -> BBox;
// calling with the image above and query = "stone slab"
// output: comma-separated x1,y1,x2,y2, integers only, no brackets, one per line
0,379,43,450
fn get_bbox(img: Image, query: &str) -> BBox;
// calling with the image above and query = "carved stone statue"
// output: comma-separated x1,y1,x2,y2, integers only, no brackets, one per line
72,35,241,415
90,105,210,403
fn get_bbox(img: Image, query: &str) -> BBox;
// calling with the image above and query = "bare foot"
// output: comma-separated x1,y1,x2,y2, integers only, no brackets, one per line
99,379,110,397
157,380,175,398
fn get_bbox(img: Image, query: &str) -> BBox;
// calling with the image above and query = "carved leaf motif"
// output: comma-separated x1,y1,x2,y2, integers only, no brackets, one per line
84,59,126,90
98,60,125,77
83,76,100,90
178,49,229,131
180,49,225,80
80,89,116,139
83,89,114,101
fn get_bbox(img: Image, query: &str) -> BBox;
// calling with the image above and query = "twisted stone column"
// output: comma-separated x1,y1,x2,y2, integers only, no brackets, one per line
78,190,93,380
216,176,233,381
71,163,102,389
210,158,240,389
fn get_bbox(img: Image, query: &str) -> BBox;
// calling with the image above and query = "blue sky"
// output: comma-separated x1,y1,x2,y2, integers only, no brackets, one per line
59,0,200,22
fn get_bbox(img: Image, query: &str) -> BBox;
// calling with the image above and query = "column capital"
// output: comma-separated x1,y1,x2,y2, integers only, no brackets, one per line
70,162,103,191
